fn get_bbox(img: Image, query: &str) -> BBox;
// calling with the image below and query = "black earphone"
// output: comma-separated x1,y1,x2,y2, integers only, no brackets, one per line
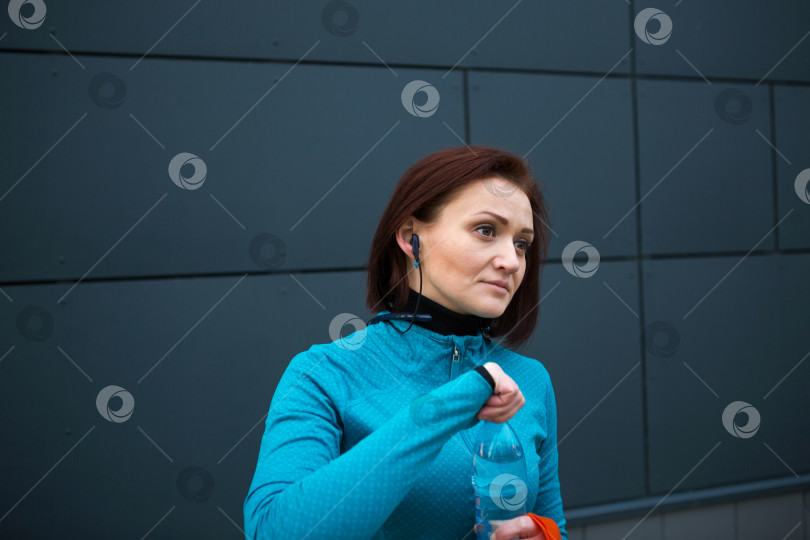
411,233,420,266
365,233,430,332
393,234,423,333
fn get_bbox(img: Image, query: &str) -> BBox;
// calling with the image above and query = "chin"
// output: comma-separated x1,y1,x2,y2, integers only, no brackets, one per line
472,300,509,319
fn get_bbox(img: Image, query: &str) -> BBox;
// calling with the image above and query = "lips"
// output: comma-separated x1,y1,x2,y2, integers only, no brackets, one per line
484,280,509,292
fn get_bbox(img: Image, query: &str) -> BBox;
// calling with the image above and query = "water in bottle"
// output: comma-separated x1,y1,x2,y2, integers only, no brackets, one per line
471,420,528,540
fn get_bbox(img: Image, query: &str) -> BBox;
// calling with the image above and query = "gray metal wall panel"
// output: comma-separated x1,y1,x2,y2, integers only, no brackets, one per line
662,503,735,539
0,1,631,75
584,514,663,540
0,53,464,281
805,490,810,540
0,270,370,539
636,1,810,83
774,85,810,250
1,0,809,534
524,261,645,508
468,71,637,259
637,78,774,255
644,254,810,495
737,493,805,540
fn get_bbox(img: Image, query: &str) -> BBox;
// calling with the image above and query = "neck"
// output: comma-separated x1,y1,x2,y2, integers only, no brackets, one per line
401,287,489,337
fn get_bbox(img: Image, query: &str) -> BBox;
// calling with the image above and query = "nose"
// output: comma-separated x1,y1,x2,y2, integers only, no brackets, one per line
494,239,521,274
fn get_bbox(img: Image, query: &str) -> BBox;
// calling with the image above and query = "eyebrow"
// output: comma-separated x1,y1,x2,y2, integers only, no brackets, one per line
473,211,534,236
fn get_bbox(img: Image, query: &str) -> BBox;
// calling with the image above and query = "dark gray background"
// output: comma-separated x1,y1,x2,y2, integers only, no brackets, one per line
1,1,808,538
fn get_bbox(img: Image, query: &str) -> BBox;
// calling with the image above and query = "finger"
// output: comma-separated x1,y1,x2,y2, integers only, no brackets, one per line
504,393,525,414
492,518,520,540
486,411,512,423
497,384,518,397
480,408,511,422
495,516,540,540
484,388,520,410
489,403,524,423
478,402,509,416
482,401,519,421
484,393,526,420
479,398,519,417
484,394,509,407
477,408,494,420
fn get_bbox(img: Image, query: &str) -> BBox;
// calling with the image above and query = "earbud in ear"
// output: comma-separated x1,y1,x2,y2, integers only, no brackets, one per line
411,234,420,268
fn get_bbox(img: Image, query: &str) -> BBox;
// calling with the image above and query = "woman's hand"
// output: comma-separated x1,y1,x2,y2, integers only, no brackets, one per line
476,362,526,423
490,515,547,540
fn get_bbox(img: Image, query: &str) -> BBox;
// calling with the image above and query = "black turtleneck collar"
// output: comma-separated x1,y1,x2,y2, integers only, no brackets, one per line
400,287,490,337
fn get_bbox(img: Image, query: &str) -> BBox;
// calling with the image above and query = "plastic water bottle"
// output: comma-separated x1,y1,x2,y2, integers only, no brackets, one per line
471,420,528,540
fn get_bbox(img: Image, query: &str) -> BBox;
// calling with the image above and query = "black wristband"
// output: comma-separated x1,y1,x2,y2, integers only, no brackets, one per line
474,365,496,392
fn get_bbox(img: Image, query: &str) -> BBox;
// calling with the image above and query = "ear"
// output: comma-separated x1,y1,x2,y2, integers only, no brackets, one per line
394,217,417,262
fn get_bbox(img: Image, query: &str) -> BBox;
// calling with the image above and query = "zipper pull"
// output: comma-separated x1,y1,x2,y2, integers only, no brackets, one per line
452,345,459,363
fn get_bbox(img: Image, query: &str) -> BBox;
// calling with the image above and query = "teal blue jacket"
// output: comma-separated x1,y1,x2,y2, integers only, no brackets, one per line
244,314,567,539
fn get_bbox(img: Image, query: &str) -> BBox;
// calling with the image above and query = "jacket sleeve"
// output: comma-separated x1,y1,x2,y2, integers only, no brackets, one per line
531,370,568,539
243,349,494,540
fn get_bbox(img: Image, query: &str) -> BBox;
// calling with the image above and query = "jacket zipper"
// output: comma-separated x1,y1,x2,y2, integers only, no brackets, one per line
452,343,477,451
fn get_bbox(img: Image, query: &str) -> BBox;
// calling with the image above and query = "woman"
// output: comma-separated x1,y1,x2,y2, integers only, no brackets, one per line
244,146,567,539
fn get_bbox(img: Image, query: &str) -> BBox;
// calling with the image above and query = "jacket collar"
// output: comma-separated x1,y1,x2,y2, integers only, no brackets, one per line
366,288,492,344
400,287,490,337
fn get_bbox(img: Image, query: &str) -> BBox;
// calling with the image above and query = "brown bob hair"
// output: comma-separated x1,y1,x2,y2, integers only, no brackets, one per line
366,145,550,349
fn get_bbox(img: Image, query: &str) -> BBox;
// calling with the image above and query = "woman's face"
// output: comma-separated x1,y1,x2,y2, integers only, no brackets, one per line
397,176,535,318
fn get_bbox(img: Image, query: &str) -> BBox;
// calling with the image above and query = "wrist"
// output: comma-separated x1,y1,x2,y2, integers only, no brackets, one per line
474,365,496,392
483,362,499,393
